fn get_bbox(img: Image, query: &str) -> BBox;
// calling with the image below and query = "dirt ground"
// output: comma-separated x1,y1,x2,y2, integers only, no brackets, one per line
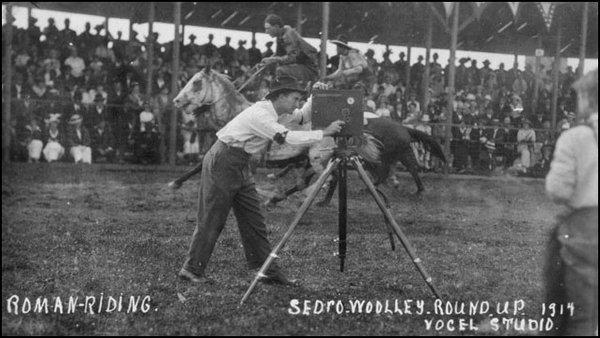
2,162,562,335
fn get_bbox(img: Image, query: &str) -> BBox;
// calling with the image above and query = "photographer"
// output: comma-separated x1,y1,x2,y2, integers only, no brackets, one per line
179,77,344,284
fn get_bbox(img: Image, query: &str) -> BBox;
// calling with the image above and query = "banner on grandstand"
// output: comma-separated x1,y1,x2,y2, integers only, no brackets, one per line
507,2,520,19
443,2,454,19
536,2,556,30
472,2,486,20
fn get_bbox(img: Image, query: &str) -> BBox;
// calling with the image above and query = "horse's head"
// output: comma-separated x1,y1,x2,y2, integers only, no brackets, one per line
173,66,220,115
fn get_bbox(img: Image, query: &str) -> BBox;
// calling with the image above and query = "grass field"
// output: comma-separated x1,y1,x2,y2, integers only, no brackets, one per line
2,163,559,335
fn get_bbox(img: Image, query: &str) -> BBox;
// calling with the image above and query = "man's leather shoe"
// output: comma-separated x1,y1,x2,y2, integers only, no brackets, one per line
178,268,208,283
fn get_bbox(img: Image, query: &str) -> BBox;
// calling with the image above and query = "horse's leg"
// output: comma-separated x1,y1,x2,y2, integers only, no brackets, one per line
316,171,338,206
265,166,315,206
267,163,294,180
398,148,424,194
168,161,203,189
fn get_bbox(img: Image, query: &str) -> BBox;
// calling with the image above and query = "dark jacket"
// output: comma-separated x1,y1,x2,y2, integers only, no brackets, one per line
65,126,91,148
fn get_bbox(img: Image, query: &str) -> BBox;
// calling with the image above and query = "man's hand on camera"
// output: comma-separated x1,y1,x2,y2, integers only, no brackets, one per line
323,120,345,136
312,81,330,90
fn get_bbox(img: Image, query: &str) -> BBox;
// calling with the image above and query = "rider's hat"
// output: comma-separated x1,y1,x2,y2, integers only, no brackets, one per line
265,76,307,100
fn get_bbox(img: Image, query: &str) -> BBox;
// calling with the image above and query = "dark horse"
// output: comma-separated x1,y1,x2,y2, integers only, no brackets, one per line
314,117,447,206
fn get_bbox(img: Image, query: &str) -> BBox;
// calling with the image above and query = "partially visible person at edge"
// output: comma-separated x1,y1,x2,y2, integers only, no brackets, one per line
178,76,344,285
261,14,319,86
544,68,598,336
323,34,375,90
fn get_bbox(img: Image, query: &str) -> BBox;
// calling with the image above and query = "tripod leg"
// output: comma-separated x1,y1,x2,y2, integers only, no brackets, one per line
375,188,396,252
240,158,341,306
338,157,347,272
350,156,441,299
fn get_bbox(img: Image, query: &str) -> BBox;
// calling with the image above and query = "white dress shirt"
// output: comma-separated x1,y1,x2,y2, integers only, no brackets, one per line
216,98,323,154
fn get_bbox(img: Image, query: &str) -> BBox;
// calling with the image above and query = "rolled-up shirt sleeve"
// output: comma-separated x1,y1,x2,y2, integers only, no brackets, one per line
247,109,322,145
545,134,576,203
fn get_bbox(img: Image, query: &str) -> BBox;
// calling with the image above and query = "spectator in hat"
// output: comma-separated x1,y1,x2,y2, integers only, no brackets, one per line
544,68,597,336
202,33,218,59
480,59,492,85
365,49,379,75
178,78,344,284
262,41,274,58
235,39,249,69
86,93,109,130
25,17,41,46
65,114,92,164
410,55,425,92
248,39,262,67
262,14,320,86
512,119,536,172
91,119,116,163
324,35,374,90
512,72,528,98
133,110,160,164
24,116,44,163
456,57,470,89
42,115,65,163
64,47,86,80
467,59,480,88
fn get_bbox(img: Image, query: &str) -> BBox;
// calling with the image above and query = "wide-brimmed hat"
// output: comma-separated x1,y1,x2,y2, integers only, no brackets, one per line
68,114,83,124
466,93,476,101
483,59,491,65
330,35,352,50
484,94,492,101
365,49,374,57
421,114,430,122
93,93,104,103
265,76,307,100
459,57,470,64
189,34,197,39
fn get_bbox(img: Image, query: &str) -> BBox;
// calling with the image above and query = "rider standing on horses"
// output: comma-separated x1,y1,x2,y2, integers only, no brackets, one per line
179,76,344,284
261,14,320,86
323,35,375,90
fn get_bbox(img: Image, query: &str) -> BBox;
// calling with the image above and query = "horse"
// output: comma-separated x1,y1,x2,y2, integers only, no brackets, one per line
170,67,445,206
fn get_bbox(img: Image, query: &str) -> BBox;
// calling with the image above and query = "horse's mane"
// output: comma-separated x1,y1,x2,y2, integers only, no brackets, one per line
212,71,251,106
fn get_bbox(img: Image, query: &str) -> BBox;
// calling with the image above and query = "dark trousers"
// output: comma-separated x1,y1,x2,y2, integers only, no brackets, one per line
544,207,598,336
183,140,279,275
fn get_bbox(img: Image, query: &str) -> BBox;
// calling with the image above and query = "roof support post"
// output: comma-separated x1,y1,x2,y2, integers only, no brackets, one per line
444,2,459,168
422,11,433,111
577,2,589,78
2,4,13,163
169,2,182,165
319,2,330,79
551,20,562,132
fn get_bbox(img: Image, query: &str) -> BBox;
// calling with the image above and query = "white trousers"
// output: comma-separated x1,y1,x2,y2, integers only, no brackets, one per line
27,140,43,160
70,146,92,164
43,141,65,162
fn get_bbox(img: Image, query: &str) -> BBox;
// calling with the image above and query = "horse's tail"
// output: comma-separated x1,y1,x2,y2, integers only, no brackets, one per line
406,128,447,163
350,133,383,164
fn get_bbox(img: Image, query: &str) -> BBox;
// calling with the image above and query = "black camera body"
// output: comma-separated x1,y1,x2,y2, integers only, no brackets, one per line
311,89,364,137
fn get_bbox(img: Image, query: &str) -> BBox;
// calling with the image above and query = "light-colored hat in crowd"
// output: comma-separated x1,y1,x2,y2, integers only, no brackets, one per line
330,35,352,50
466,93,476,101
140,111,154,123
68,114,83,125
421,114,430,122
484,94,492,101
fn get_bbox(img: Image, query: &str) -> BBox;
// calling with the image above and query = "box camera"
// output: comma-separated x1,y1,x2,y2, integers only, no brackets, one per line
311,89,364,137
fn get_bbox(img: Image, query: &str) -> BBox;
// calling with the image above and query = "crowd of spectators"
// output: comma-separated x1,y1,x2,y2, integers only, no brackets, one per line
2,15,584,177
